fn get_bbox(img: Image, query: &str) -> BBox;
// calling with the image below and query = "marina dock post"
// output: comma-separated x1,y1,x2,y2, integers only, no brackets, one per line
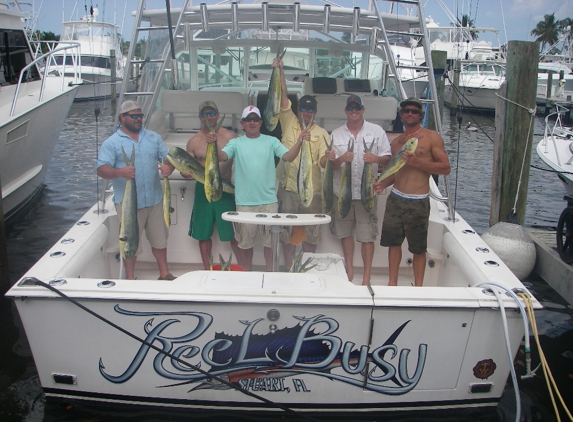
544,71,553,115
449,59,460,116
0,178,9,293
110,49,116,105
490,41,539,226
427,50,447,131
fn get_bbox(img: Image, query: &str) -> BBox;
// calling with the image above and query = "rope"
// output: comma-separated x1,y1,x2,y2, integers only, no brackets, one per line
494,93,537,214
518,292,573,422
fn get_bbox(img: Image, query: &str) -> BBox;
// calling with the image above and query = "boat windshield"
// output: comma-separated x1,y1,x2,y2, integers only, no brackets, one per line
0,29,41,85
54,55,111,69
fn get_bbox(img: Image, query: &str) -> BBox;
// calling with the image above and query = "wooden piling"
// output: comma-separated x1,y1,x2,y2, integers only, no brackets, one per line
490,41,539,226
449,59,460,116
427,50,447,131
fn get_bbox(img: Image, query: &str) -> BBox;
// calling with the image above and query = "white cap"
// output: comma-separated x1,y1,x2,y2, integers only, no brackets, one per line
120,100,142,114
241,105,261,119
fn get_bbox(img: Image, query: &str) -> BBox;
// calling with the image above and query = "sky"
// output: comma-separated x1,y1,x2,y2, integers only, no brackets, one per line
29,0,573,49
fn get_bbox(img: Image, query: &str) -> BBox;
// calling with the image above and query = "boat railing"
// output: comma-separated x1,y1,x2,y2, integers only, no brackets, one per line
10,42,82,116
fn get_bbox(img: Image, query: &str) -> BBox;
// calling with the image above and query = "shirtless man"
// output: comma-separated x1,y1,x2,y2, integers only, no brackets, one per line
185,101,245,269
373,98,451,286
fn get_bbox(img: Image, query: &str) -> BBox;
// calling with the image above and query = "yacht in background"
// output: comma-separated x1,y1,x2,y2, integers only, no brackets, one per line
50,6,125,101
0,1,79,221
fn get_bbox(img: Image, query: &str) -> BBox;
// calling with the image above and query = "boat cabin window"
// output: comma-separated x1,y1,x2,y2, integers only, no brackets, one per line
54,55,111,70
0,29,40,85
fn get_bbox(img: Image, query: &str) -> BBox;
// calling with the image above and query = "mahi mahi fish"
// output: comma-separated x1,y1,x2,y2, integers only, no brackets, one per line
119,145,139,260
338,139,354,219
166,147,235,194
204,115,226,203
321,136,334,213
297,114,314,207
361,139,376,213
375,137,418,183
162,162,171,228
263,49,286,132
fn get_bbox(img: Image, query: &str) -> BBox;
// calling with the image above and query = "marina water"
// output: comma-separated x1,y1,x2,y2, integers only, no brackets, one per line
1,102,572,421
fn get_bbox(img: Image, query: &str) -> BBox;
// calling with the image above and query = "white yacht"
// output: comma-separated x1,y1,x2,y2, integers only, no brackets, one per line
0,1,79,220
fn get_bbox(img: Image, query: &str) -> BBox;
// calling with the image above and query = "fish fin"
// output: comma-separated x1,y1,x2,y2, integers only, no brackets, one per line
213,115,226,132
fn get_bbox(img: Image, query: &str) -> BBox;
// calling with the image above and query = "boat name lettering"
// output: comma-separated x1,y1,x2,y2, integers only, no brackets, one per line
99,306,427,395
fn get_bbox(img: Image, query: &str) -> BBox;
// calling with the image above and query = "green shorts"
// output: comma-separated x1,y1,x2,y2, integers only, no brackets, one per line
189,183,236,242
380,191,430,255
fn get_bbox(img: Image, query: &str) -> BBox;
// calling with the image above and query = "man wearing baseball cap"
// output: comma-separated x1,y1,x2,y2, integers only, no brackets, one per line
214,105,305,271
322,94,392,285
97,100,176,280
184,100,246,270
374,97,451,287
272,56,330,269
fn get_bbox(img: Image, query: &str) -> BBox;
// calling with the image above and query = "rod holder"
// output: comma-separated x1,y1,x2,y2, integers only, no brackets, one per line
352,7,360,42
323,4,330,33
200,3,208,32
232,2,239,32
293,2,300,32
262,2,269,32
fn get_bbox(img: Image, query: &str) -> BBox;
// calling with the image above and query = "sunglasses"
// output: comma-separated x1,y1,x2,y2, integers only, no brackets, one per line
299,107,315,114
125,113,144,119
402,108,421,115
242,116,261,122
200,110,218,118
345,105,363,111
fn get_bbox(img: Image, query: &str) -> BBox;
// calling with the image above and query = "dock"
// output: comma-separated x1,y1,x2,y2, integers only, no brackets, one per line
529,229,573,305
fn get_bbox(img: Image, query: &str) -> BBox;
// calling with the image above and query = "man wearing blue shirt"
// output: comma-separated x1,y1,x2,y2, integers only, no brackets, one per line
97,100,176,280
217,105,304,271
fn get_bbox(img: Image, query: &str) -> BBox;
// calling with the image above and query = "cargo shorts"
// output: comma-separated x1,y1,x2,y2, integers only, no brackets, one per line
234,203,278,249
115,202,169,255
329,196,378,243
380,192,430,255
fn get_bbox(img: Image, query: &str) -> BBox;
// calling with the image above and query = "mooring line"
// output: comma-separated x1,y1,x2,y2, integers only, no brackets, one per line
32,278,320,422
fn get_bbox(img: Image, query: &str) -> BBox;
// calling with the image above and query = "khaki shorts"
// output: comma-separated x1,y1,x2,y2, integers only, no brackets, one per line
234,203,278,249
115,202,169,254
380,192,430,255
277,187,322,245
329,197,378,243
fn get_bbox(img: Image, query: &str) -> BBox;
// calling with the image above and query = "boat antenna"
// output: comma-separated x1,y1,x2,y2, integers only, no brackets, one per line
165,0,178,90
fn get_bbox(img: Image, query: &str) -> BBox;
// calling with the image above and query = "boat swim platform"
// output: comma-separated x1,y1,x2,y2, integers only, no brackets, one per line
529,229,573,306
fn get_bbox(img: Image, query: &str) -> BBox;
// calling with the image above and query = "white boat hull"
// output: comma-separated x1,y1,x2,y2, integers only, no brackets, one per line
1,81,77,220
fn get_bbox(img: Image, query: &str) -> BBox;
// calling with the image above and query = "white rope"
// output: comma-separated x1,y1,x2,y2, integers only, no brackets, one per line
494,93,536,213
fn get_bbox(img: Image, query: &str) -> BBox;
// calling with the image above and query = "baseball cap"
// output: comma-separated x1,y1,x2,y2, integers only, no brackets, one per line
298,95,317,110
400,97,423,109
241,105,261,119
346,94,363,107
199,100,218,113
120,100,142,114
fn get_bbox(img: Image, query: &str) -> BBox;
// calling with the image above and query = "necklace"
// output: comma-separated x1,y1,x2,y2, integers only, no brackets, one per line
404,127,422,138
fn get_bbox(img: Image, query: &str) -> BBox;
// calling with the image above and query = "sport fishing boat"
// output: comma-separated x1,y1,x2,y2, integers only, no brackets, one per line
536,104,573,196
0,1,79,220
6,0,541,418
50,5,125,101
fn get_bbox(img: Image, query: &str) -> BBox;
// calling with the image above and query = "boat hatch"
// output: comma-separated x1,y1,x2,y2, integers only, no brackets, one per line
204,271,323,290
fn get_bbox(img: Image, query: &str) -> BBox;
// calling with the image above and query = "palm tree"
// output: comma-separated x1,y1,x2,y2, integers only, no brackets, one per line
531,13,560,52
453,14,479,40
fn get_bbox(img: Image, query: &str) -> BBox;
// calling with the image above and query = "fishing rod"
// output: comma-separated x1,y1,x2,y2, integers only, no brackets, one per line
31,278,320,422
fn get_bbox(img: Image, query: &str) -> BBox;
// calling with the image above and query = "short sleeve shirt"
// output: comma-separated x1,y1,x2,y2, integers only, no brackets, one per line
97,127,169,208
222,134,288,206
275,100,329,193
330,121,391,200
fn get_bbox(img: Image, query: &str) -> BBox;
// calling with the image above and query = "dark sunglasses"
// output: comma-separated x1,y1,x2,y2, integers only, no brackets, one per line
242,116,261,122
200,110,218,118
345,105,363,111
299,107,315,114
402,108,421,115
125,113,144,119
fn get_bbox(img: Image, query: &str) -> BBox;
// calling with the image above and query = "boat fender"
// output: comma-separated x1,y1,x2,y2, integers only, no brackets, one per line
481,222,536,281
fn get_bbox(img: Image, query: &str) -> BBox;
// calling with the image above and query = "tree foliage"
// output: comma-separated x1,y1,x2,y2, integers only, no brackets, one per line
531,13,560,52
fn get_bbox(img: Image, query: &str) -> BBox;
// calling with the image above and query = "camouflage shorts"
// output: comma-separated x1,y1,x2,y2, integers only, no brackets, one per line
380,192,430,255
